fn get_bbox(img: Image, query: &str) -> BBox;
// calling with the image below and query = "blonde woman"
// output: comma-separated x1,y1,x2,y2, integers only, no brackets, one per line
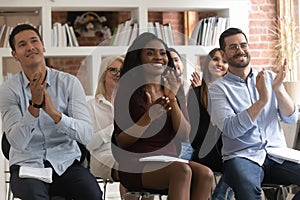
86,56,126,196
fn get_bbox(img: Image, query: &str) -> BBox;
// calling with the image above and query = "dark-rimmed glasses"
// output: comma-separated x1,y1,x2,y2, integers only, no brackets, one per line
107,67,121,75
228,43,249,51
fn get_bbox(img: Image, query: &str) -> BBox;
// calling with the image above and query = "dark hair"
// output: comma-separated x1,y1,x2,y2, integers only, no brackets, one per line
200,48,222,109
119,32,178,104
9,24,42,51
121,32,175,79
168,47,181,59
219,27,248,51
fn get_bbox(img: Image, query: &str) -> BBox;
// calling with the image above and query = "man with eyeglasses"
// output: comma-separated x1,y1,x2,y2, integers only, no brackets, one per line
208,27,300,200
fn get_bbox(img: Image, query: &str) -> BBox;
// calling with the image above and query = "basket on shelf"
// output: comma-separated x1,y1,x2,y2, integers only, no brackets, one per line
74,11,111,45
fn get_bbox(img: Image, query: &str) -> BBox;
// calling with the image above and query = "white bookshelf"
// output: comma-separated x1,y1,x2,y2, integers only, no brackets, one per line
0,0,249,94
0,1,249,198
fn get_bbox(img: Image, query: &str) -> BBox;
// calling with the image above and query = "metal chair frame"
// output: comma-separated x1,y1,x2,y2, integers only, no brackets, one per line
123,189,168,200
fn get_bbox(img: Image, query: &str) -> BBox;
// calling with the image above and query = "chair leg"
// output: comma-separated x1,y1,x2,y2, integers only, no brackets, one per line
103,179,107,200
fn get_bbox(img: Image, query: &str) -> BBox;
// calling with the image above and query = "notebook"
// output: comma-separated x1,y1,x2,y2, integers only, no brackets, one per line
267,147,300,164
139,155,189,163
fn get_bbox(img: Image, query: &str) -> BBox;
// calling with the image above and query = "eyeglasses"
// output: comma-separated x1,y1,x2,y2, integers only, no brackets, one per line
228,43,249,51
107,67,121,75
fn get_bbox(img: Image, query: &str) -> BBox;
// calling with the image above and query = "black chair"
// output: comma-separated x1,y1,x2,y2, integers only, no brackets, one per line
2,132,14,200
1,132,9,160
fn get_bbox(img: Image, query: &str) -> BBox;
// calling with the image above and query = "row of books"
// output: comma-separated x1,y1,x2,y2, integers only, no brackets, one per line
148,22,174,46
110,20,175,47
110,19,139,46
189,17,230,46
52,22,79,47
0,24,42,48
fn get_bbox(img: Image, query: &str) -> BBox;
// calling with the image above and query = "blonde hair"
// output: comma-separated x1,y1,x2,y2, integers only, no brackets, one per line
94,56,124,98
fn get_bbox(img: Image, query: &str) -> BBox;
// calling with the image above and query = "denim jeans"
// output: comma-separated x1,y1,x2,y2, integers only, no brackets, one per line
223,157,300,200
179,140,194,160
212,175,234,200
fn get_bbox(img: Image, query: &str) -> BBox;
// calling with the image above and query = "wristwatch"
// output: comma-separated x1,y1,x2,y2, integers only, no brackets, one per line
29,100,43,108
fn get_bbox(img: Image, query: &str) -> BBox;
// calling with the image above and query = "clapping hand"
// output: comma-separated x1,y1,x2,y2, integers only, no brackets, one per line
146,92,171,121
190,71,201,87
272,58,287,91
163,69,181,99
256,69,269,104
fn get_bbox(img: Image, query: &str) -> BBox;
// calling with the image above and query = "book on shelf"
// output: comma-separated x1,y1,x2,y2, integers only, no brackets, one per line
148,22,156,35
112,19,134,46
120,19,133,46
3,26,13,48
0,24,7,47
53,22,63,47
147,22,174,46
189,16,230,46
128,23,139,46
68,26,79,47
162,23,174,46
52,22,78,47
112,23,124,46
189,19,202,45
63,23,73,47
153,21,163,40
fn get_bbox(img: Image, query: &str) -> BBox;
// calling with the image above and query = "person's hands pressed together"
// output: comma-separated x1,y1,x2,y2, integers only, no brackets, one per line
30,71,46,106
256,69,269,105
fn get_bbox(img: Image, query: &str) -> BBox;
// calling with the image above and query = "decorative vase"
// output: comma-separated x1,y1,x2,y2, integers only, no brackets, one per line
284,81,300,106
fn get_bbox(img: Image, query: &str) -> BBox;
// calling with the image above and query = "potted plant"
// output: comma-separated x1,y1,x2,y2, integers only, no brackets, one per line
271,15,300,105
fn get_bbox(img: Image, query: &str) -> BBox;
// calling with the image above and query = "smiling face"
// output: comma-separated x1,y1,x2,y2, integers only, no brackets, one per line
222,33,250,69
11,29,46,71
140,39,168,77
208,50,228,81
170,51,184,76
104,59,123,91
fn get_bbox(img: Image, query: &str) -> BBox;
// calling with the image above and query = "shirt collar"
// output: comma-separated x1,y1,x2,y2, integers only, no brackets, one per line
21,67,51,88
225,67,257,83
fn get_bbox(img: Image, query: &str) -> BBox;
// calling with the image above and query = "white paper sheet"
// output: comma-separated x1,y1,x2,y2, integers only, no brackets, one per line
139,155,189,163
267,147,300,164
19,166,53,183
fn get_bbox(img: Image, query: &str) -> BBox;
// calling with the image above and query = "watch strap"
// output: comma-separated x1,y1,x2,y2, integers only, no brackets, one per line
29,100,43,108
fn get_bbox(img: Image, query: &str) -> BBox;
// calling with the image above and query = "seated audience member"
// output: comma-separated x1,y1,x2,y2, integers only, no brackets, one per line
209,27,300,200
112,32,214,200
86,56,127,197
169,47,194,160
169,47,191,95
188,48,233,200
0,24,102,200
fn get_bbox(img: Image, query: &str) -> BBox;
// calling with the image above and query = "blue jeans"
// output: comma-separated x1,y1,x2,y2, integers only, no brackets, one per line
223,157,300,200
179,140,194,160
212,175,234,200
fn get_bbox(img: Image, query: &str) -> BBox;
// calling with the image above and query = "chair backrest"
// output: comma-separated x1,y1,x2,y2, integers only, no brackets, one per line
1,132,10,160
1,131,87,163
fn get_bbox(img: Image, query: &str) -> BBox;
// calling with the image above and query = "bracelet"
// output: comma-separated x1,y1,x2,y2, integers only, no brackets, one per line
29,100,43,108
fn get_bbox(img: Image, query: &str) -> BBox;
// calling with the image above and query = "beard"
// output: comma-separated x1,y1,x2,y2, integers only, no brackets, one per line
227,53,251,69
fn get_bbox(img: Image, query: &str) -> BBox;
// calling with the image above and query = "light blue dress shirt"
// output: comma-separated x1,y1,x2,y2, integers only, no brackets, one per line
0,67,93,175
208,68,298,166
